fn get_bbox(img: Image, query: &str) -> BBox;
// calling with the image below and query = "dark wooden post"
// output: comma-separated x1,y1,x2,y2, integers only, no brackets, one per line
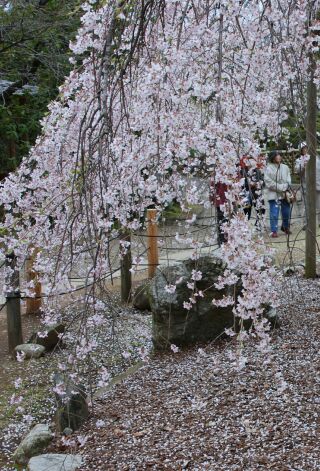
5,253,23,353
120,231,132,303
147,209,159,278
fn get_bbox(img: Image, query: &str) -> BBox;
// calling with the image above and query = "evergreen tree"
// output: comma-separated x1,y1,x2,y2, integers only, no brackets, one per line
0,0,82,173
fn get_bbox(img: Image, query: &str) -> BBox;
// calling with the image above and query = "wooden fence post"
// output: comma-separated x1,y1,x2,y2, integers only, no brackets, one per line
120,231,132,303
147,208,159,278
26,248,42,314
5,253,23,354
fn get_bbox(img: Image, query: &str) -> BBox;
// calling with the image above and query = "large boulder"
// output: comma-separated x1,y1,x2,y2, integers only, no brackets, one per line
150,256,243,350
14,344,45,360
150,257,280,350
13,424,53,465
53,373,89,433
28,454,82,471
29,323,65,351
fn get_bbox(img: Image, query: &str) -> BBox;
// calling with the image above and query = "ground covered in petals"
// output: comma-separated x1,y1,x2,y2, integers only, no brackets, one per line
59,277,320,471
0,297,152,469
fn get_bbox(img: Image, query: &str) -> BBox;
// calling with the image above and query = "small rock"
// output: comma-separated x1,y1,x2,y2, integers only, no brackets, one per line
54,373,89,432
132,283,151,311
14,344,45,360
28,453,82,471
29,323,65,351
13,424,53,465
62,427,73,436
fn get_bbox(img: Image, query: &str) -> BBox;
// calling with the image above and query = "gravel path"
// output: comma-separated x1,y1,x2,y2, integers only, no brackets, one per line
61,277,320,471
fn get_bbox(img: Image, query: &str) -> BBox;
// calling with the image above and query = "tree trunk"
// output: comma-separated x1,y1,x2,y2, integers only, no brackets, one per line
305,53,317,278
120,231,132,303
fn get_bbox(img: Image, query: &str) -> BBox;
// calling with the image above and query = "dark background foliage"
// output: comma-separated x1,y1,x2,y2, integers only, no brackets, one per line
0,0,82,174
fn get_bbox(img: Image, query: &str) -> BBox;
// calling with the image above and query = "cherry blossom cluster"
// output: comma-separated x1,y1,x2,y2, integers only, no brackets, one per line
0,0,318,358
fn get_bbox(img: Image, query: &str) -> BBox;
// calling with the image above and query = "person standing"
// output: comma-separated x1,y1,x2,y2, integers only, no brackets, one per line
239,155,265,229
210,179,229,245
250,158,266,231
239,156,253,220
264,151,292,238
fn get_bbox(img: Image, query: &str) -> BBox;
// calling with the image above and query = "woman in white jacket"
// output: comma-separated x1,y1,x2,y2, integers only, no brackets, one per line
264,151,292,238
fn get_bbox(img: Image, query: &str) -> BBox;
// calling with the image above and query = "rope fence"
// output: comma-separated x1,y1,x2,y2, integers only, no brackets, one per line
1,190,320,354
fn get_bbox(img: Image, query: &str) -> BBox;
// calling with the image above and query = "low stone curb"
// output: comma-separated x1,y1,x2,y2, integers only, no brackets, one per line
94,362,144,399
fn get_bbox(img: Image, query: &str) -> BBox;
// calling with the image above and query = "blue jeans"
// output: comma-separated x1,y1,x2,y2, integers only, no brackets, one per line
269,199,290,233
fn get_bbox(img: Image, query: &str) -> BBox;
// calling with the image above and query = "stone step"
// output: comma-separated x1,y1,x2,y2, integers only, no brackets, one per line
28,454,82,471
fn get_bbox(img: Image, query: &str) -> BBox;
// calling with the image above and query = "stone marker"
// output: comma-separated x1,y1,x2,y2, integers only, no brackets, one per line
28,453,82,471
53,373,89,432
13,424,53,465
132,283,151,311
29,323,65,351
14,343,45,359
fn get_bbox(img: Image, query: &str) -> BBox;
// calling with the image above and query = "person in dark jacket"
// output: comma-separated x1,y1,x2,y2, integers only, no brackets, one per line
239,156,265,229
210,179,228,245
239,156,253,219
